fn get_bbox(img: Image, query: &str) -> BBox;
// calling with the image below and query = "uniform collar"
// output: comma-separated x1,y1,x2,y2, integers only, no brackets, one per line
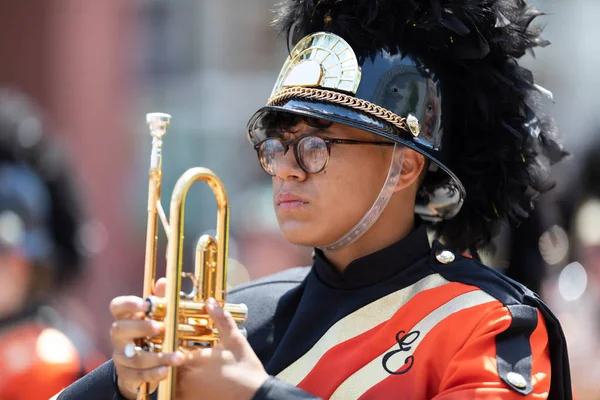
313,222,431,289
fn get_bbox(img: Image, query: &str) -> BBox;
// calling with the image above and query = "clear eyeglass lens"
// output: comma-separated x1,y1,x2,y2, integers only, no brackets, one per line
258,139,285,176
297,136,329,173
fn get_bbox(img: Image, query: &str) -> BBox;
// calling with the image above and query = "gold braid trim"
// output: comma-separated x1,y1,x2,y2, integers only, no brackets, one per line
267,87,409,133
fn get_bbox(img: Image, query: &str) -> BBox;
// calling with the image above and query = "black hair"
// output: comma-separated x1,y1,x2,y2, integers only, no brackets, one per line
260,112,334,137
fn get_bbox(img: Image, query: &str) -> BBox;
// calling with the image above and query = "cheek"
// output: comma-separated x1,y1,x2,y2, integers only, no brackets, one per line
272,148,390,246
309,159,386,241
319,160,384,218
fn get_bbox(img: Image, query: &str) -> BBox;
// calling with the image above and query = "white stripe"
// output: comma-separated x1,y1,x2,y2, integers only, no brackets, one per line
329,290,497,400
276,273,451,386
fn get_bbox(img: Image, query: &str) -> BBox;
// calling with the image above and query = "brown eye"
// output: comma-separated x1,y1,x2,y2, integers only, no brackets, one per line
297,136,329,173
258,139,285,176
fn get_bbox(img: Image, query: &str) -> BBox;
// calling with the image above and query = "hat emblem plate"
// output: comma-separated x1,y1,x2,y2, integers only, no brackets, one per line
272,32,362,96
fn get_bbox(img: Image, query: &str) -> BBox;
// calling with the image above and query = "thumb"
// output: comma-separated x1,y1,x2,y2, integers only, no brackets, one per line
154,277,167,297
206,298,247,357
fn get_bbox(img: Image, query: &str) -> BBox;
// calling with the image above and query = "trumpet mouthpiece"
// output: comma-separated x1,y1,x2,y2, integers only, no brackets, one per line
146,112,172,139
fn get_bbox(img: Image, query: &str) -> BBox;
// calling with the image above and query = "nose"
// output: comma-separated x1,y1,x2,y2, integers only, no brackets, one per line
276,146,306,181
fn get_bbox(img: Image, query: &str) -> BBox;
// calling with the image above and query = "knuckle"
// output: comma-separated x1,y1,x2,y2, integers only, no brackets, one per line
208,308,223,320
129,353,143,368
226,319,239,331
223,350,236,362
199,348,212,358
230,330,245,343
143,319,158,335
132,351,162,370
135,368,147,381
110,321,121,336
109,298,121,315
219,316,231,327
150,366,167,381
219,319,232,332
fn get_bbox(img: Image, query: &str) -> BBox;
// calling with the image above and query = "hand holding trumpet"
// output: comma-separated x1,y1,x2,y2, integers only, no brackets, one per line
110,277,268,400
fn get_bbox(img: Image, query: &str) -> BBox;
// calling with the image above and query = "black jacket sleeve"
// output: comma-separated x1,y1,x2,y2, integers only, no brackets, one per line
56,362,320,400
57,364,318,400
252,377,321,400
57,360,129,400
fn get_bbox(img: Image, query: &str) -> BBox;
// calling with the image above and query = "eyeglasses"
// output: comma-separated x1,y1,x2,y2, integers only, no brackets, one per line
254,134,394,176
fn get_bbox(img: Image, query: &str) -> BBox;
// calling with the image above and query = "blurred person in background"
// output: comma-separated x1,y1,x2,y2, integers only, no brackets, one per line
492,132,600,400
563,136,600,399
540,135,600,400
0,89,104,399
57,0,573,399
485,193,565,295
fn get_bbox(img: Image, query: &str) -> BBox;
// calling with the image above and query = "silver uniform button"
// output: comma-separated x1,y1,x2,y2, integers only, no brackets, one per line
506,371,528,389
435,250,455,264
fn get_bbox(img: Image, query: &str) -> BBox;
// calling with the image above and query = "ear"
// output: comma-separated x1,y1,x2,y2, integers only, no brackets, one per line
394,148,425,193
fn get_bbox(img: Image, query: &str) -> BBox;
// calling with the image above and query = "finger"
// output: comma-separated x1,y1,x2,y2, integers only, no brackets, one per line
154,277,167,297
114,348,185,370
206,298,247,356
184,347,214,365
110,319,163,345
110,296,146,319
116,364,171,385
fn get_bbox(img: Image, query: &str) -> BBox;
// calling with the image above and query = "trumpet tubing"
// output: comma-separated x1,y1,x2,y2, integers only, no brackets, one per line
146,297,248,322
136,113,248,400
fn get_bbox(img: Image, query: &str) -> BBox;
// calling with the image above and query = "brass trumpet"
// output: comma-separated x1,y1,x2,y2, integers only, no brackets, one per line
137,113,248,400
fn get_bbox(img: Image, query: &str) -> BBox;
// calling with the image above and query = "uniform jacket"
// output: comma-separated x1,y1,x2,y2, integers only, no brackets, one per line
0,304,103,400
56,224,572,399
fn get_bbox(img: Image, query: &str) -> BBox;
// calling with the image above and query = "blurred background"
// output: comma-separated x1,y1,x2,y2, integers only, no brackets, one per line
0,0,598,398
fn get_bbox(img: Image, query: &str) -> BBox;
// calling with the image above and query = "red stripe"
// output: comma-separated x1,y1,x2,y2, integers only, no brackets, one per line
297,282,478,398
358,302,502,399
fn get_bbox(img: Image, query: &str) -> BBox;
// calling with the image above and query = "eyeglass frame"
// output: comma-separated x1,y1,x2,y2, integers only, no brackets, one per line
253,134,395,176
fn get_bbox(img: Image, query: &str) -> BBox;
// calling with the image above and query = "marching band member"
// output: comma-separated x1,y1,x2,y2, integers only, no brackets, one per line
57,0,572,398
0,89,103,399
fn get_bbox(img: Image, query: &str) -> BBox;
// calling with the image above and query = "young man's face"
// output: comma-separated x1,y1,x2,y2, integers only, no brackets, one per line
0,251,30,319
271,121,395,247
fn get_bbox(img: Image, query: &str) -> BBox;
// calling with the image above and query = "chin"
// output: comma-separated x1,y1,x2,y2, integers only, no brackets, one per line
279,224,318,246
278,219,338,248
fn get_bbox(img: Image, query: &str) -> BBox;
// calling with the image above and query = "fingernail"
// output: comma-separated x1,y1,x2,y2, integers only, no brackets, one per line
151,321,163,331
206,298,216,308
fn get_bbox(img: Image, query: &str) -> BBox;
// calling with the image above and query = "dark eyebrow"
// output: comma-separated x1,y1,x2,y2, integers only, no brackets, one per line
301,127,331,136
280,128,331,140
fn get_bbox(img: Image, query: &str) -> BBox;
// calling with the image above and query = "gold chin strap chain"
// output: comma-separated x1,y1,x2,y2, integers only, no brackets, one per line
267,87,410,133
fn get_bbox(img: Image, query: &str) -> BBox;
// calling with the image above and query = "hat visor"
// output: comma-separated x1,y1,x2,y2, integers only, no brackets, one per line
247,98,465,220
